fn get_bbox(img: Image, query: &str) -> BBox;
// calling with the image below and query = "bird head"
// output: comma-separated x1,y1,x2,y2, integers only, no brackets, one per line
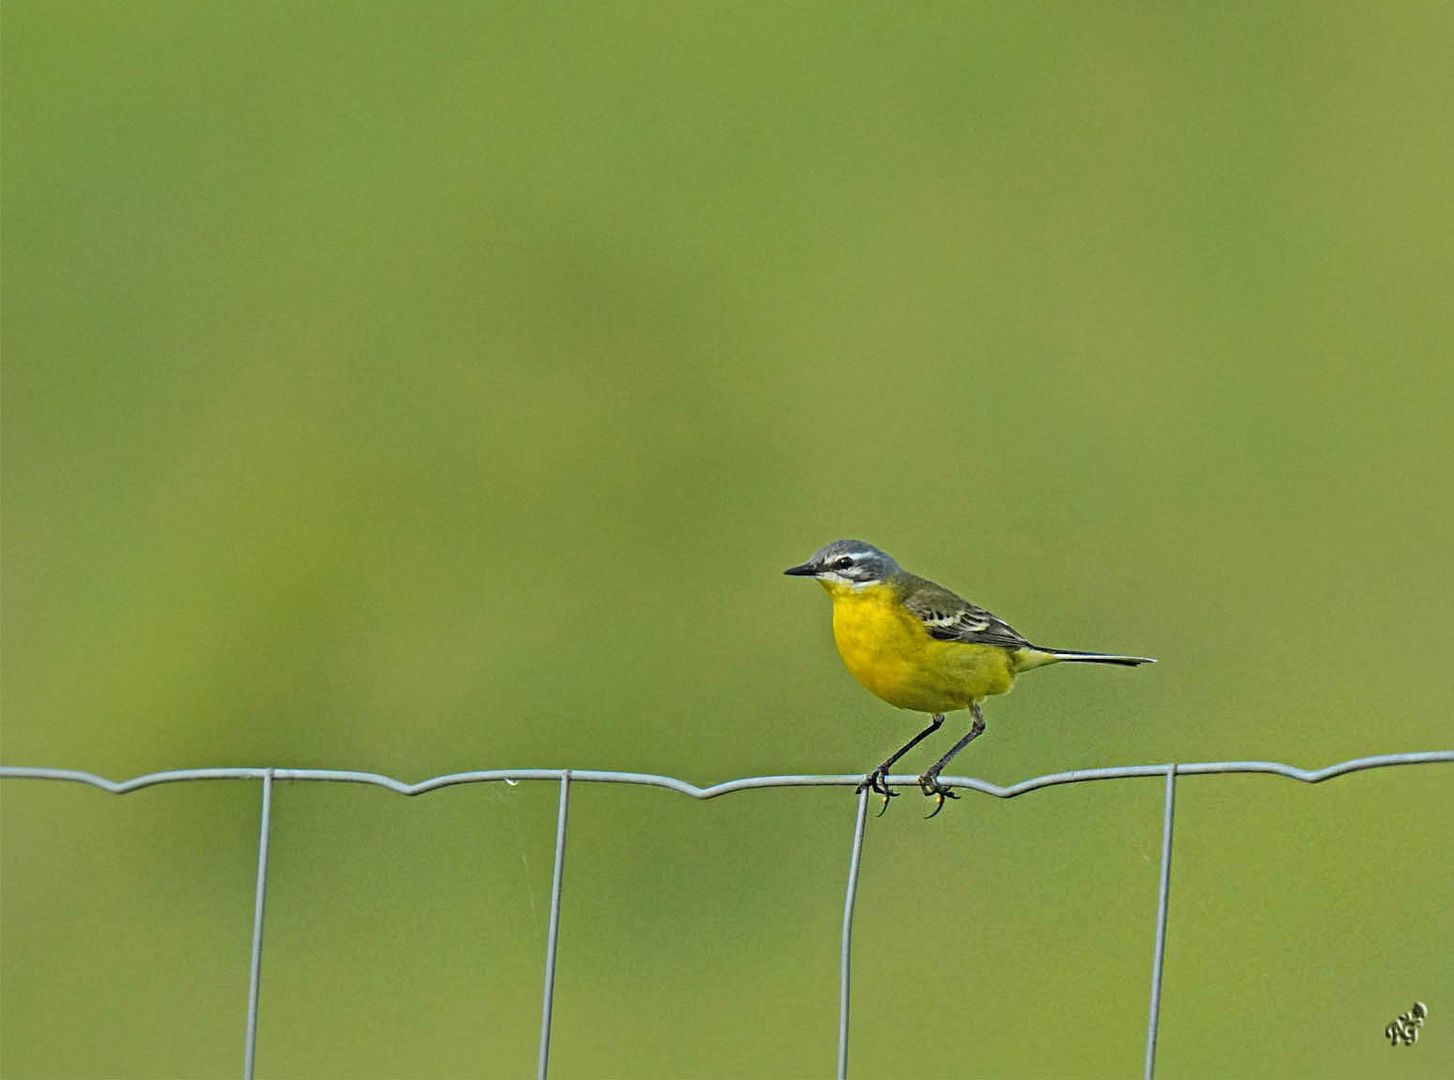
783,539,900,593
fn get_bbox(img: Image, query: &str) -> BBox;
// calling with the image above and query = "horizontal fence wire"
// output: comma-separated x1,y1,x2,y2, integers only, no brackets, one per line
2,750,1451,1080
4,751,1451,797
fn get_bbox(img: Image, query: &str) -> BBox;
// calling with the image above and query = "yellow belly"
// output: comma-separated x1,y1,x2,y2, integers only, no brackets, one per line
827,585,1017,713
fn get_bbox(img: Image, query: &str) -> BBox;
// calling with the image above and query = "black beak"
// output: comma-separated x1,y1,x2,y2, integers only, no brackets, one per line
783,562,820,577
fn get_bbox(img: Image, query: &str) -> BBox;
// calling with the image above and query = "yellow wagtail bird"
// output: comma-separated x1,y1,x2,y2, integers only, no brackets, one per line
785,539,1155,816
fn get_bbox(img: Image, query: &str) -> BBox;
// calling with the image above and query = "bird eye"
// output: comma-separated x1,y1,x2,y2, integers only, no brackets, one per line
834,556,854,570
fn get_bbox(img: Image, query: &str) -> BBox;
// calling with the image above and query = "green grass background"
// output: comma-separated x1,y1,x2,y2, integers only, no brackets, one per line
3,3,1451,1077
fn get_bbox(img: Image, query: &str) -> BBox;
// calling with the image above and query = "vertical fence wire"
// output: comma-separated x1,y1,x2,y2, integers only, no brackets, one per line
537,771,572,1080
1143,764,1177,1080
243,768,274,1080
837,788,871,1080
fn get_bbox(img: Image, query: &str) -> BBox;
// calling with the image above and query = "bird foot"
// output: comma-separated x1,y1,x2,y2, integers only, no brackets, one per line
856,766,899,816
918,772,960,818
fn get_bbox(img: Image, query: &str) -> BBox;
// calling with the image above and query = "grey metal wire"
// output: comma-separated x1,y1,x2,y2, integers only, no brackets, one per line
538,772,571,1080
2,749,1450,1080
838,788,870,1080
4,750,1448,798
1144,765,1176,1080
242,769,273,1080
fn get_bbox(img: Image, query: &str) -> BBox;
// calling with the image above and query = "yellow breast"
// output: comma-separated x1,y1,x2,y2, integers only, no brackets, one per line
820,580,1017,713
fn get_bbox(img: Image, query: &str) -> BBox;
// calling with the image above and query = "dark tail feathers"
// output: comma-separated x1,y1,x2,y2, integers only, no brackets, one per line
1048,649,1157,667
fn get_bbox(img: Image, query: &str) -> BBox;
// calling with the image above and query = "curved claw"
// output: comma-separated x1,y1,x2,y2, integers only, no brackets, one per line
857,768,899,815
924,789,959,819
918,773,961,819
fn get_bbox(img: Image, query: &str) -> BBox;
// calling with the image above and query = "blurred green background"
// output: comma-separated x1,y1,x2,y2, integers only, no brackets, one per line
3,3,1451,1078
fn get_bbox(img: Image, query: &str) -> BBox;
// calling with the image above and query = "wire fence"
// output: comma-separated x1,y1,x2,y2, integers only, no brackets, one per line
3,750,1451,1080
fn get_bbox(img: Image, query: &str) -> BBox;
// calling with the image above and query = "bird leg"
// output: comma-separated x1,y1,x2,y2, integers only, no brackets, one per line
858,713,944,815
919,704,986,818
